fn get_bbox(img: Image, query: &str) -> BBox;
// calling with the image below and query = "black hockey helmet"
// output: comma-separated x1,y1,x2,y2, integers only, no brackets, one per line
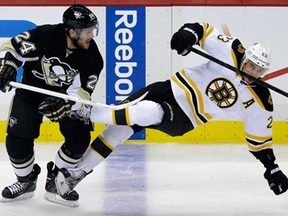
63,4,98,30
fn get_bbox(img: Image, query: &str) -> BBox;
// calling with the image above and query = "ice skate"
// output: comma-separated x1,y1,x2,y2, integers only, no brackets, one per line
0,164,41,202
44,161,79,207
54,166,91,206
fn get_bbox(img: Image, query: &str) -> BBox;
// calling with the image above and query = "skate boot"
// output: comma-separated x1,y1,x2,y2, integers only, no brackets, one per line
55,167,91,205
0,164,41,202
44,161,79,207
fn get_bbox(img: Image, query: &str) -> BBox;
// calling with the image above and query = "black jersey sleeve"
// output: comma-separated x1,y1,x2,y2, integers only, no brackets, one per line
78,41,104,95
231,39,245,69
250,84,273,111
10,27,40,59
10,24,66,60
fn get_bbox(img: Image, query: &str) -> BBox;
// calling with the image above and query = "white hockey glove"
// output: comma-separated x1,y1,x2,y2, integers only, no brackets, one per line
69,87,92,123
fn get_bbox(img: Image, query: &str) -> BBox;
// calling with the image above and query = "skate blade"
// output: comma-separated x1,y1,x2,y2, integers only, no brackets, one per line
44,192,79,207
0,192,34,203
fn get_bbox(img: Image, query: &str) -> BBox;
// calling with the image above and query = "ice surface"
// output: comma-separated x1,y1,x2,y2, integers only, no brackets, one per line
0,143,288,216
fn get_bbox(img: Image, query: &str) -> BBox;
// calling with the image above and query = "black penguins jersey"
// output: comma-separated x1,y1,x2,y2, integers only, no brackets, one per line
170,22,273,153
0,23,103,101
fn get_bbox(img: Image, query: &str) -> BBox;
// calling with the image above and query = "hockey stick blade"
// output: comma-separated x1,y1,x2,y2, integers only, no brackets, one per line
9,81,148,110
188,46,288,98
221,23,231,37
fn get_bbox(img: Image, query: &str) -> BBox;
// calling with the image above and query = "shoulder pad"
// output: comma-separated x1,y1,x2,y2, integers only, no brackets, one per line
250,83,273,111
231,39,245,69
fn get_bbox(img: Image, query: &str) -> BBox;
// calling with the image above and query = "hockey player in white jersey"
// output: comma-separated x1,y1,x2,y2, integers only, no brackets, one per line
53,22,288,206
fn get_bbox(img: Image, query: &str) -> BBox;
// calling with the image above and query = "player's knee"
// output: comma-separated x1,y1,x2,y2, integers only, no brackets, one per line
129,100,164,126
102,125,134,147
6,134,34,161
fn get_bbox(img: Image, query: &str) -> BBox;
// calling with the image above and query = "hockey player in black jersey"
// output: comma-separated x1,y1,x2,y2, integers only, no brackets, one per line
54,22,288,204
0,4,103,207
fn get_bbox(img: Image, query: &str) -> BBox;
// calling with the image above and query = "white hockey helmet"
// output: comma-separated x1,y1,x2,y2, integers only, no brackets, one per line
241,43,271,74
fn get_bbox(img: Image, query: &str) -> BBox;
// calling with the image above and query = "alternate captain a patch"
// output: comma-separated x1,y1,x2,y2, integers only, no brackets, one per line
205,77,238,108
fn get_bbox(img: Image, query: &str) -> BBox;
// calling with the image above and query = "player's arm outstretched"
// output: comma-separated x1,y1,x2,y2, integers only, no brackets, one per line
170,22,204,56
252,148,288,195
245,94,288,195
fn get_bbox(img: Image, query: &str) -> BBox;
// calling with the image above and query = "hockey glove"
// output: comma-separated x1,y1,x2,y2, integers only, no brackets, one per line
170,24,200,56
39,96,74,122
69,87,92,123
264,164,288,195
0,58,17,92
70,104,92,123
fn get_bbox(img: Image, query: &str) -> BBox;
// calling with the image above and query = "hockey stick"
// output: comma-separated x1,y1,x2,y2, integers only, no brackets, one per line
9,81,147,110
221,23,288,81
221,23,231,37
188,46,288,97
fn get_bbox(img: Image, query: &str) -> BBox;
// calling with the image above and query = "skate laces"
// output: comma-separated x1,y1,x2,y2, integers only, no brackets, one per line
7,181,29,194
70,169,87,180
65,169,87,189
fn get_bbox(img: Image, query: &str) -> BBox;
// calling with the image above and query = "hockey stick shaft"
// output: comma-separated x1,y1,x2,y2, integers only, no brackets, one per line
188,46,288,97
221,23,231,37
9,81,147,110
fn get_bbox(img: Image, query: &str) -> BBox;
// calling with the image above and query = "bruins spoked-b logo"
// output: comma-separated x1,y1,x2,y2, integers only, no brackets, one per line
205,78,238,108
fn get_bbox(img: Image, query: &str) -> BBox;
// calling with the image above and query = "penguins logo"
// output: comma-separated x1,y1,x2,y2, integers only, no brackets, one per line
205,78,238,108
32,56,78,87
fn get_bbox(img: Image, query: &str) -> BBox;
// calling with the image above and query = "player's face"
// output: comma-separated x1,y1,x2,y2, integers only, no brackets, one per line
242,60,265,84
76,26,96,50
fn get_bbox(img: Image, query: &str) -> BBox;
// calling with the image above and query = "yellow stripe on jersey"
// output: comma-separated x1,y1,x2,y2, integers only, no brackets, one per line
98,134,115,151
200,22,214,49
245,132,272,151
171,75,202,125
125,108,131,125
180,70,213,120
247,141,272,151
171,71,210,126
247,87,265,110
246,132,271,141
112,110,116,125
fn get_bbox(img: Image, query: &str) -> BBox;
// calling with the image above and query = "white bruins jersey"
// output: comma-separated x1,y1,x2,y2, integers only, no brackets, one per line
170,22,273,153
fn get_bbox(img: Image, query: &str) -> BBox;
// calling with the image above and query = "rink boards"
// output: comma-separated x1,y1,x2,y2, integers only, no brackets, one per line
0,121,287,144
0,2,288,143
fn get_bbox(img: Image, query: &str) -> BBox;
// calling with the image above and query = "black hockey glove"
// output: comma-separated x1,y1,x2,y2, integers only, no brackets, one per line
264,164,288,195
0,58,17,92
38,96,74,122
170,23,200,56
